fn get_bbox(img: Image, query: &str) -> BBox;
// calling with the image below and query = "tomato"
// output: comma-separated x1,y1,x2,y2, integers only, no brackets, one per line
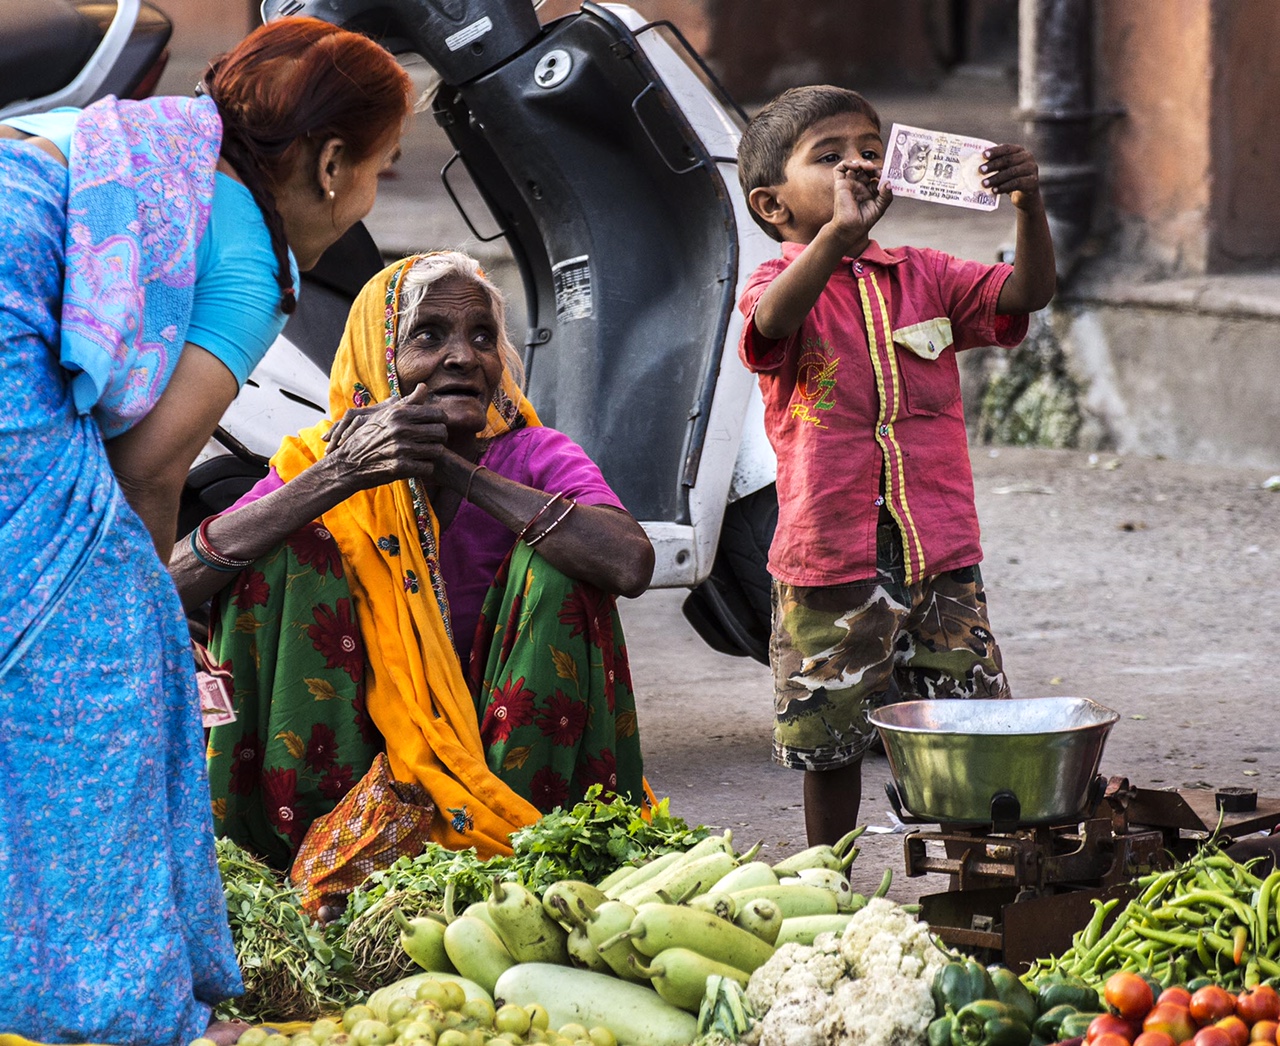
1191,987,1239,1026
1238,987,1280,1027
1093,1035,1135,1046
1145,1002,1199,1043
1136,1033,1179,1046
1247,1019,1278,1042
1090,1012,1143,1042
1193,1029,1236,1046
1108,971,1158,1021
1214,1016,1250,1046
1161,988,1195,1010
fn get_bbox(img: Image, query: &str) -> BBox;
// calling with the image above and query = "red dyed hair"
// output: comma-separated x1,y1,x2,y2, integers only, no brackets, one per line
200,17,413,311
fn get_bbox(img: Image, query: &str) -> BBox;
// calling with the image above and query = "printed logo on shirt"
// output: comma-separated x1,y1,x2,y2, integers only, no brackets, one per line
791,338,839,427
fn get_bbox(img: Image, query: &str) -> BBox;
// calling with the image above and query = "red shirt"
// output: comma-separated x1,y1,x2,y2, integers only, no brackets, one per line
738,239,1028,586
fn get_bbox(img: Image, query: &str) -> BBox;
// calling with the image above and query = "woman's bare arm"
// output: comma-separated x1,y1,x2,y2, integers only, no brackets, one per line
439,453,655,598
171,386,450,610
105,345,239,562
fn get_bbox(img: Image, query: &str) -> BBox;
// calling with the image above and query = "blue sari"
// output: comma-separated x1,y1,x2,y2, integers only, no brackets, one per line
0,107,241,1044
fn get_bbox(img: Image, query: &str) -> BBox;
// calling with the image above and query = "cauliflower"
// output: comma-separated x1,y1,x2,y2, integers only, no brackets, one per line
757,985,833,1046
838,898,945,984
746,939,849,1015
820,973,936,1046
744,896,946,1046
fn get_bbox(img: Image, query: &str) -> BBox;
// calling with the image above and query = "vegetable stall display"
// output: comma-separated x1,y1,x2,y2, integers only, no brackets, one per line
203,783,1280,1046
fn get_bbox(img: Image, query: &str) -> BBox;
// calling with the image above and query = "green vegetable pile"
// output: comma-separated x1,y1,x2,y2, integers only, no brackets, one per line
216,839,361,1022
216,786,708,1019
1021,842,1280,992
336,787,708,988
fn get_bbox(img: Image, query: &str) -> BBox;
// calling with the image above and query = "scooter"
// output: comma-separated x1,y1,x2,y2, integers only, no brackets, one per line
8,0,784,665
0,0,172,121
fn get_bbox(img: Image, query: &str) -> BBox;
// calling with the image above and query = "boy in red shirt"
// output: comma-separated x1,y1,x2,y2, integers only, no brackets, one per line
737,85,1057,845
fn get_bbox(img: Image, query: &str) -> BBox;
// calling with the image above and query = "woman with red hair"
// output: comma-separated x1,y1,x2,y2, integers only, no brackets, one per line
0,17,411,1044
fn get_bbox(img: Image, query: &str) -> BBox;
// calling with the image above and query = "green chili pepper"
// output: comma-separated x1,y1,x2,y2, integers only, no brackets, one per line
987,964,1037,1027
950,999,1032,1046
933,958,996,1015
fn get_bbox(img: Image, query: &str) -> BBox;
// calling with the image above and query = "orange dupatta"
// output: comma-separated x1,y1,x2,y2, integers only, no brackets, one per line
271,256,541,857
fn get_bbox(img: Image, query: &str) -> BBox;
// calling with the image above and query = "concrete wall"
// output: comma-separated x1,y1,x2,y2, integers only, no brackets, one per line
1096,0,1280,276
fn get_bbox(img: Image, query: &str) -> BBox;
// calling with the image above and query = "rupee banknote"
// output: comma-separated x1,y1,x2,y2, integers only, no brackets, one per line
881,123,1000,211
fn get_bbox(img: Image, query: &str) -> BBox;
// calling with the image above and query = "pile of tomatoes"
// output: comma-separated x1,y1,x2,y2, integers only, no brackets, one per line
1077,972,1280,1045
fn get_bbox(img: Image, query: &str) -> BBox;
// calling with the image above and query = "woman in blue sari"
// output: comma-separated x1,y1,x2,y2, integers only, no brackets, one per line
0,18,411,1045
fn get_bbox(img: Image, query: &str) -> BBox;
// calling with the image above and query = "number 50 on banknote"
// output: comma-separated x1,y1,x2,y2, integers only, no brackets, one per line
882,123,1000,211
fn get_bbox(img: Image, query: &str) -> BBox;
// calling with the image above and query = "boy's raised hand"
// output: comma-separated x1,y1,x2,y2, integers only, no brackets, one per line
830,159,892,250
978,144,1042,210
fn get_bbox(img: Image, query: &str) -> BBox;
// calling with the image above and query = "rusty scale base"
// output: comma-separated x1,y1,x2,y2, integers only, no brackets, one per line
905,777,1280,970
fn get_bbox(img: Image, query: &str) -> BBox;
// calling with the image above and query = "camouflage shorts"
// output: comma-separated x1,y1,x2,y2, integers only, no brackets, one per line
770,519,1010,771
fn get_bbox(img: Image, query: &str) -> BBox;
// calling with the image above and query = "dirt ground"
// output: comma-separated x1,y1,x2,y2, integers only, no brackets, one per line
623,448,1280,901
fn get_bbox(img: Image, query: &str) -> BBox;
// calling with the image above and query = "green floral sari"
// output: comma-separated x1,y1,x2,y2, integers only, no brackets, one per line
206,525,643,870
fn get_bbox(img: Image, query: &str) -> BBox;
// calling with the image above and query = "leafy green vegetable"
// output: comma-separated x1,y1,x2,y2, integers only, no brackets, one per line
214,838,361,1021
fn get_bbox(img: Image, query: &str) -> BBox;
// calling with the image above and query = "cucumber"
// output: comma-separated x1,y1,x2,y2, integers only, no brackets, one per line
726,883,839,918
624,902,776,973
630,947,751,1013
734,897,783,946
708,860,779,896
442,915,516,995
774,913,857,946
488,879,570,965
493,963,697,1046
619,852,737,908
395,909,455,973
366,972,492,1021
602,851,686,899
543,879,610,929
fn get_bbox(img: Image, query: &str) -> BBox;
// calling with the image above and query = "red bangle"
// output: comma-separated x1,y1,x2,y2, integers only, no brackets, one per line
193,514,252,572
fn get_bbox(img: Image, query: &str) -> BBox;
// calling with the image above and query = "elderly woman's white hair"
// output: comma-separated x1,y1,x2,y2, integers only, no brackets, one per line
395,251,524,387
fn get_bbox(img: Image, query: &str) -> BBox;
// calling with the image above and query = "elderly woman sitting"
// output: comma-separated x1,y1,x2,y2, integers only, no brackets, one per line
173,251,653,867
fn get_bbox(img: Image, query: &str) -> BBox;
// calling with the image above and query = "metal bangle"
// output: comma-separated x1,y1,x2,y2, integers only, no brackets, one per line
464,463,487,502
515,490,565,544
525,500,575,548
194,515,253,572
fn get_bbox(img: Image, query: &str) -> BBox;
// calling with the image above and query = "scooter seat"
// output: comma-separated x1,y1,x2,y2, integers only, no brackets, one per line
0,0,100,111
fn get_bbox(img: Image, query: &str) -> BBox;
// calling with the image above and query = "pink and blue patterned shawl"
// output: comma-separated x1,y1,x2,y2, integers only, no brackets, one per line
60,95,222,437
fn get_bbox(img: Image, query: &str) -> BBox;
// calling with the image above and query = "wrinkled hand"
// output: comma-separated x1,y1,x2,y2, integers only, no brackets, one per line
322,384,449,493
830,159,892,251
979,144,1042,210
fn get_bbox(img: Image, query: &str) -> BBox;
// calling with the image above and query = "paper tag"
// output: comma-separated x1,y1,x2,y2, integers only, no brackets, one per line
198,670,237,728
882,122,1000,211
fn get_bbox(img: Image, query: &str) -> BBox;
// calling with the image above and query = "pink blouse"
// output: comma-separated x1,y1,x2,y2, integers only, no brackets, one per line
228,426,625,664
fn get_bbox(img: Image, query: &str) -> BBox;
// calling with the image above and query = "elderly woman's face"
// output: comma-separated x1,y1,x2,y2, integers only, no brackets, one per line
396,275,504,434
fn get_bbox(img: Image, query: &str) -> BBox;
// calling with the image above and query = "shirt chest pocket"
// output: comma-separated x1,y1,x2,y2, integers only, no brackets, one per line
892,316,960,416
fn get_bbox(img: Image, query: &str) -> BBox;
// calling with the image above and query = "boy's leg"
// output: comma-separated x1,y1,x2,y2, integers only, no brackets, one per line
803,758,864,847
894,564,1011,700
770,576,909,846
